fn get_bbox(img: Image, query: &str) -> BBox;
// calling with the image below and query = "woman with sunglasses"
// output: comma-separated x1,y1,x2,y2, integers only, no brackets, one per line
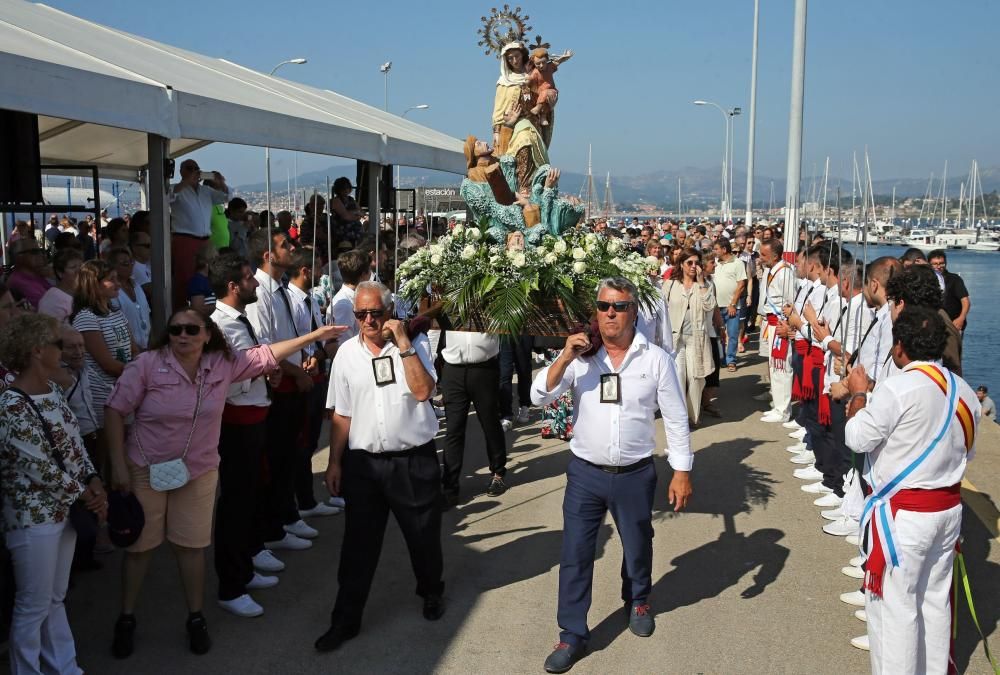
663,247,717,426
103,308,345,659
0,313,108,674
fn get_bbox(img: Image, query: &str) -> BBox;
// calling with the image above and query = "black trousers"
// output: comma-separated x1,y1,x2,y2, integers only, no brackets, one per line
440,360,507,495
499,335,533,419
331,443,443,627
812,396,849,496
263,390,306,540
215,420,267,600
295,379,328,511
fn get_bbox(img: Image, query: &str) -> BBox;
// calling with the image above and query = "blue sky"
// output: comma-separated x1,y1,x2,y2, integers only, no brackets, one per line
47,0,1000,186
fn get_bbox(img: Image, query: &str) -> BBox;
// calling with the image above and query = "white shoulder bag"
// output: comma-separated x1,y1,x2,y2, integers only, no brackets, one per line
135,376,206,492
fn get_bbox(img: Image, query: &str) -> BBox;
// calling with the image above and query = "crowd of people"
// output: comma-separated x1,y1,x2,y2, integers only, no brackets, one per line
0,170,986,674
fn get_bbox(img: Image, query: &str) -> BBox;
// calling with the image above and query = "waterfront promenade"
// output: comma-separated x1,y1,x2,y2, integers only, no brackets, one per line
44,358,1000,674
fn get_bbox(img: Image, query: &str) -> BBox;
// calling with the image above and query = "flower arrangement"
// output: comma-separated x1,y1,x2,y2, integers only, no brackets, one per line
397,223,661,335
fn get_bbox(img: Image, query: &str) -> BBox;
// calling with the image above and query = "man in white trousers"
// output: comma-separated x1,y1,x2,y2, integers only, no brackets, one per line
844,306,979,674
757,239,796,422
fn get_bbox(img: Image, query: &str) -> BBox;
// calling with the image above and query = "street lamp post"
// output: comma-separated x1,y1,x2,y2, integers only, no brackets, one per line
727,107,741,223
694,100,731,221
263,58,307,236
379,62,392,111
745,0,761,227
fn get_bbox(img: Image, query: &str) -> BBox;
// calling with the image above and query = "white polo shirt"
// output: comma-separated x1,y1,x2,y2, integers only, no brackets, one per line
329,333,439,452
441,332,500,365
169,183,228,237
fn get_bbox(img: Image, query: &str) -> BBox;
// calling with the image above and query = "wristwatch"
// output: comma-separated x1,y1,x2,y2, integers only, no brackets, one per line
398,347,417,359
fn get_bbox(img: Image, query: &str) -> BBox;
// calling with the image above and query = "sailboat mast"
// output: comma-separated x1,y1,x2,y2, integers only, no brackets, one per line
820,156,829,228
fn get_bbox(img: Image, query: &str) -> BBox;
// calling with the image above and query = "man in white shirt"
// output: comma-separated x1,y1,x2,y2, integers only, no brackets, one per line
246,229,321,547
209,252,288,618
712,238,747,370
844,307,979,675
324,249,369,349
316,282,443,653
856,257,902,389
440,330,508,505
532,277,692,674
757,240,797,423
169,159,229,311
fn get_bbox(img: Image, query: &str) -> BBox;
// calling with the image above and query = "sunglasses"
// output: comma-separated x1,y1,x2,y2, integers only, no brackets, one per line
684,260,698,266
353,309,386,320
596,300,634,312
168,324,203,336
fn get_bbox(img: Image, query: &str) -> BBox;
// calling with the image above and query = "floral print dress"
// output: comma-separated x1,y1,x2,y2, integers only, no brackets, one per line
539,349,574,441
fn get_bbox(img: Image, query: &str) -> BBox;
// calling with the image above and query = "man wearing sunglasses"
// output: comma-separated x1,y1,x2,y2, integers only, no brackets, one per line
531,277,692,673
317,281,443,652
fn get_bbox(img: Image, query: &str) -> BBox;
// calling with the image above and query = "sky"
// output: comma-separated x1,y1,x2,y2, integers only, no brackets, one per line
45,0,1000,187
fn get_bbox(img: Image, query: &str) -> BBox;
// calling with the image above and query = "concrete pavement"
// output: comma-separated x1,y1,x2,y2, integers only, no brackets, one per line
19,356,999,674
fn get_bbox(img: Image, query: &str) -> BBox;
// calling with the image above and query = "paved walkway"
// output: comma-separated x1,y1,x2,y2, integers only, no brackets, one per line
16,357,999,674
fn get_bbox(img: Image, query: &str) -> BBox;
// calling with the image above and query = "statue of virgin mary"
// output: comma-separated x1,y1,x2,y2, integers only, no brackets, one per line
492,41,531,148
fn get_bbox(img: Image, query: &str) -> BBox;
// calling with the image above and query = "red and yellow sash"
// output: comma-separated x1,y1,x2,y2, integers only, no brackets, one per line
912,364,975,453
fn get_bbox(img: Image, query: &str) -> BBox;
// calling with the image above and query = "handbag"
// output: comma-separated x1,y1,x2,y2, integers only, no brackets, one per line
135,376,205,492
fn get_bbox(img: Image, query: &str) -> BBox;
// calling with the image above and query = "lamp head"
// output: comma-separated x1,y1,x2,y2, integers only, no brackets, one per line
693,100,707,105
290,58,307,65
379,61,392,73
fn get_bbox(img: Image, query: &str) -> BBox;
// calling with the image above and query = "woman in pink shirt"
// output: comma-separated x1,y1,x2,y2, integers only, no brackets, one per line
104,308,345,658
37,249,83,324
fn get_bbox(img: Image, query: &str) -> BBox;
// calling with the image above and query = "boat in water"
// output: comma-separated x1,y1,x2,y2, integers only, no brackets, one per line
903,229,938,254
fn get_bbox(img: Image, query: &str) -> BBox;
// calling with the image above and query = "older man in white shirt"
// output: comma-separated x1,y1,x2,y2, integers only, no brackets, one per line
169,159,228,310
844,306,979,674
316,281,443,653
532,277,692,674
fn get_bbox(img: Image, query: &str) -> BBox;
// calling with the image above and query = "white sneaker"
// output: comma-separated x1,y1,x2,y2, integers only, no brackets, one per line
850,634,870,651
813,492,844,508
218,594,263,618
789,428,807,440
299,503,342,518
802,481,833,494
821,507,845,521
760,411,788,423
246,572,279,590
840,590,866,607
824,516,859,536
845,534,861,546
516,406,530,423
782,420,802,430
790,451,816,464
264,533,312,551
500,418,513,433
849,555,865,568
793,466,823,481
786,442,808,453
252,550,285,573
283,519,318,539
854,609,867,623
327,496,346,509
841,565,864,580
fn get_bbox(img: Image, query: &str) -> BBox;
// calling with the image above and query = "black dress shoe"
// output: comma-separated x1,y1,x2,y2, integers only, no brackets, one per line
625,601,655,637
440,491,460,512
543,641,586,673
422,594,445,621
111,613,136,659
186,613,212,655
486,475,507,497
314,623,360,652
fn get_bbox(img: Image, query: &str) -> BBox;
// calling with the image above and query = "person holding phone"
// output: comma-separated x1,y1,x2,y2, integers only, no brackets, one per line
663,248,717,426
169,159,229,311
531,277,691,673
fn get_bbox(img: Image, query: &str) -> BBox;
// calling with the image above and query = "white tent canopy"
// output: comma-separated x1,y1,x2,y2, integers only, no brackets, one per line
0,1,465,176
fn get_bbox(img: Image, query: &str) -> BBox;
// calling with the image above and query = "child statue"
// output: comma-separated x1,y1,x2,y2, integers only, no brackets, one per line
527,48,573,127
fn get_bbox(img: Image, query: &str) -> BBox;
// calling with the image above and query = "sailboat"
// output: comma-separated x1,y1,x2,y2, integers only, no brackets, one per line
965,160,999,251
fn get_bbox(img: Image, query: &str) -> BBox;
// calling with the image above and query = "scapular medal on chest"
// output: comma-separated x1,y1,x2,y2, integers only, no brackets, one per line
372,355,396,386
600,373,621,404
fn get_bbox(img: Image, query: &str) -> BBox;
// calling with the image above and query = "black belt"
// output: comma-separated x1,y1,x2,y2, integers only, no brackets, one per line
444,356,499,369
349,440,436,458
578,455,652,474
172,233,210,240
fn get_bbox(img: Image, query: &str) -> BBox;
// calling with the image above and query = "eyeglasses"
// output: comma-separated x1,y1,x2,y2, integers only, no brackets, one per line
595,300,634,312
353,309,386,320
683,260,698,266
168,324,203,336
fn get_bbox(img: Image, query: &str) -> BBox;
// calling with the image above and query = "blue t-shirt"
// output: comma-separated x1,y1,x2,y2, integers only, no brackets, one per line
186,273,216,312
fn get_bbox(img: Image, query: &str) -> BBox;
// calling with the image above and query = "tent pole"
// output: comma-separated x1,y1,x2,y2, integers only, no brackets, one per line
147,134,172,335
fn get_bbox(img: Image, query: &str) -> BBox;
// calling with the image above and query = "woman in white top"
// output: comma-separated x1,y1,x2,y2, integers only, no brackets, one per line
663,247,716,426
37,249,83,324
108,247,151,350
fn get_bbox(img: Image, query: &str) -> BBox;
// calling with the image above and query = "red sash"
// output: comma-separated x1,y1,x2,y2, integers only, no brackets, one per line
767,314,789,361
864,483,961,598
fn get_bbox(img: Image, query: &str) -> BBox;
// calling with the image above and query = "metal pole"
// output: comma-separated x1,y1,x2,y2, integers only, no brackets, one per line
782,0,808,263
744,0,760,227
723,114,730,221
147,134,172,334
728,112,736,223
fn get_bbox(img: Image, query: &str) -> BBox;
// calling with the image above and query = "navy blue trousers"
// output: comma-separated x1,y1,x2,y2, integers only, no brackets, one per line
558,456,657,646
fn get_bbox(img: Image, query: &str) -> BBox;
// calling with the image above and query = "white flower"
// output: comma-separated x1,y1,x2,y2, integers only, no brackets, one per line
553,240,567,254
452,223,464,236
467,227,482,241
645,256,660,268
585,232,598,246
607,238,622,253
544,252,557,264
430,254,442,265
573,261,587,274
461,244,477,260
513,252,526,268
429,244,443,256
572,247,586,260
489,255,500,265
